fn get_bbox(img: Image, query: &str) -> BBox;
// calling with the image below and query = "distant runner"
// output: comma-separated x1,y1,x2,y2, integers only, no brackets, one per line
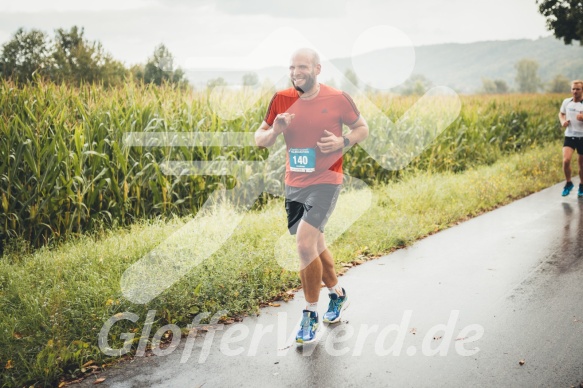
255,48,369,344
559,80,583,197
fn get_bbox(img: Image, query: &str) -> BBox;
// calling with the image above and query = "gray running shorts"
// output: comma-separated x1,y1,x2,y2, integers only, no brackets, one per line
284,184,341,235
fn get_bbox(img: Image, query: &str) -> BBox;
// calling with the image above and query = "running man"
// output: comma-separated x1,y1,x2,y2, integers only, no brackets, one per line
255,48,369,343
559,80,583,197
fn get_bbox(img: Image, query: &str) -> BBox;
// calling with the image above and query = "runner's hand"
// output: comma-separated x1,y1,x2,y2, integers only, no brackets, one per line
316,130,343,154
562,120,571,128
577,113,583,122
273,113,295,134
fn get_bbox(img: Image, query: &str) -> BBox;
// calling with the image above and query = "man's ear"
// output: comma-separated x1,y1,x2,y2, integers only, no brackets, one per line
315,63,321,75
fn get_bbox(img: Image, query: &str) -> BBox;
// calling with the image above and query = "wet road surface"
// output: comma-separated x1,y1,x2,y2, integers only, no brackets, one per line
78,183,583,387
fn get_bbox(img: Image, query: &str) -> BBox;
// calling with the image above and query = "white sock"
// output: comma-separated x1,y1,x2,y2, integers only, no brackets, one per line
327,284,343,296
306,302,318,312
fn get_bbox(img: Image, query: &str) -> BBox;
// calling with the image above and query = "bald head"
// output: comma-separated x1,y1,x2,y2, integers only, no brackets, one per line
289,48,321,94
291,48,320,67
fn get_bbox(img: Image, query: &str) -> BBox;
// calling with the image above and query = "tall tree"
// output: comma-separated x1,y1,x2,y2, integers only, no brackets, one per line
398,74,433,96
493,79,509,94
537,0,583,45
515,59,541,93
51,26,126,86
546,74,572,92
141,44,187,87
481,78,509,94
0,28,50,82
341,68,359,94
207,77,227,89
242,72,259,86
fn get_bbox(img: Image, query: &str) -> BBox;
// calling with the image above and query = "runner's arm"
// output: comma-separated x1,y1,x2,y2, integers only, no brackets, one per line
559,112,570,128
255,121,278,148
344,116,369,147
317,116,369,154
255,113,295,148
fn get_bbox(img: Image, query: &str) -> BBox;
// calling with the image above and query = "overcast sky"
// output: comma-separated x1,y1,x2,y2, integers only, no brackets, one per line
0,0,552,71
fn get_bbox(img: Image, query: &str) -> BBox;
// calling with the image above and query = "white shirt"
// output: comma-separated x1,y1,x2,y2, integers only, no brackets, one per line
560,98,583,137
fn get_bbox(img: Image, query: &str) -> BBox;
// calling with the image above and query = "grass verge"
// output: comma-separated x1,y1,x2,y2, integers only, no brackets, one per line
0,141,566,387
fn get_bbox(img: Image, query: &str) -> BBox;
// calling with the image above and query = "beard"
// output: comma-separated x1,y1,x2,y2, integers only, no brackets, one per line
292,73,316,93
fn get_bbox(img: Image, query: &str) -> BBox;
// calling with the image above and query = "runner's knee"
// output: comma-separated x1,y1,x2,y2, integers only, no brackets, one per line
297,240,318,263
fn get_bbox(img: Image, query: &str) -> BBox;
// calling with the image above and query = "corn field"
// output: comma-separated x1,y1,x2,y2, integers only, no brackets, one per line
0,79,563,250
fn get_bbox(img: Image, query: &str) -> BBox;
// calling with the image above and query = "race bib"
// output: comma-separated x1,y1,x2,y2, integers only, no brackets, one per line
289,148,316,172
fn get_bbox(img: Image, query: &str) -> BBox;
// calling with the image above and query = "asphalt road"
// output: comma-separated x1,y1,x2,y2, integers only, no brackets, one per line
77,183,583,388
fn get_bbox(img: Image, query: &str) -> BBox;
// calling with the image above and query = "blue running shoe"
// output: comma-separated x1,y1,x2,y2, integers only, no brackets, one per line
562,182,574,196
296,310,319,344
579,184,583,198
323,288,349,324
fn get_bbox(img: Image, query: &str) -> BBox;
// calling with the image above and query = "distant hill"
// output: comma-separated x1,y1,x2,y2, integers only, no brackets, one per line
332,36,583,93
185,36,583,94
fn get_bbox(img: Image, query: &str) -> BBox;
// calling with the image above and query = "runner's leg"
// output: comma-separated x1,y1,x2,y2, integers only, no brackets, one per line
577,145,583,183
563,146,574,182
297,220,323,304
318,234,342,295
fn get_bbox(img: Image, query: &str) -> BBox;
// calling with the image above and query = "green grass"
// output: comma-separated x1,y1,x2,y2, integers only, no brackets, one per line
0,141,566,387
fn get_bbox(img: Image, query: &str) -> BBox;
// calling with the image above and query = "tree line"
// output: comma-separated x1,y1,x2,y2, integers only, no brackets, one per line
340,58,574,96
0,26,187,88
480,58,574,94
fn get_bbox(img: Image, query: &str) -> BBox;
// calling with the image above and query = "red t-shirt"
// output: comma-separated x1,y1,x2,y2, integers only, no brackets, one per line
263,84,360,187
